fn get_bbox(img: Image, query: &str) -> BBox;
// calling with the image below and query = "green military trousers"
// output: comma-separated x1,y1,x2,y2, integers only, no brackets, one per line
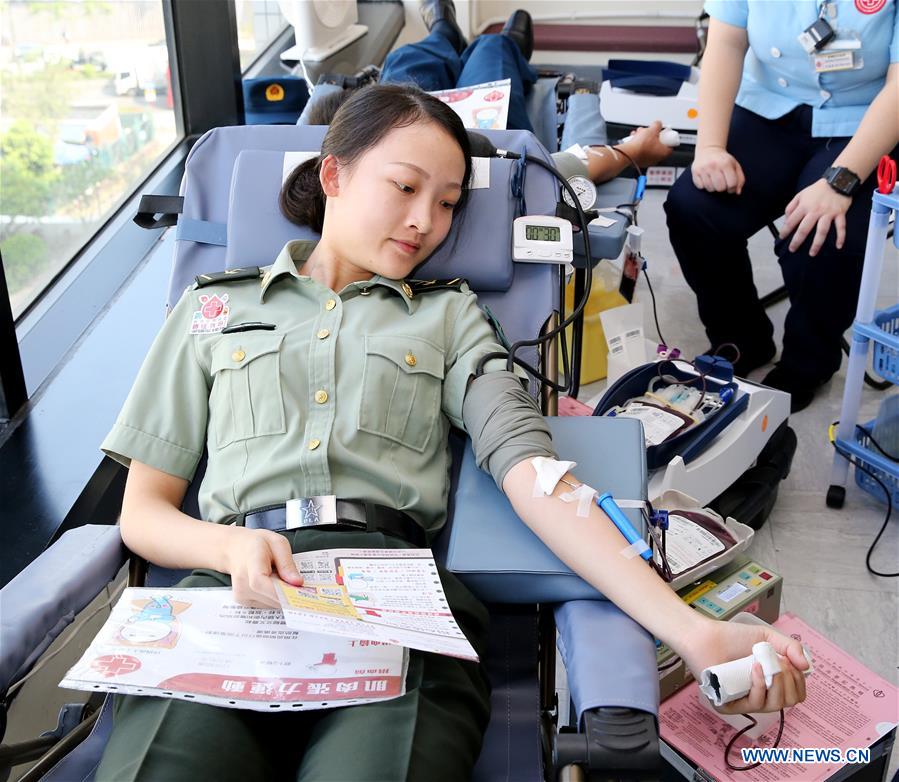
95,530,491,782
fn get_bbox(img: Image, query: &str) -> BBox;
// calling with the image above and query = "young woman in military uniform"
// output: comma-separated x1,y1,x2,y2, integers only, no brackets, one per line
97,84,809,782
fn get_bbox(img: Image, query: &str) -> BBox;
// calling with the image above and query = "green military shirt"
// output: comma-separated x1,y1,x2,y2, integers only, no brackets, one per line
101,240,517,533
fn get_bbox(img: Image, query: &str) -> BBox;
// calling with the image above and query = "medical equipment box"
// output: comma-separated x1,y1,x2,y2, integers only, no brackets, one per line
595,360,749,471
657,556,783,702
679,557,782,624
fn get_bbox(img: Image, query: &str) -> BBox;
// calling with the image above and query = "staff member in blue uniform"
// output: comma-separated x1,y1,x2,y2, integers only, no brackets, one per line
665,0,899,411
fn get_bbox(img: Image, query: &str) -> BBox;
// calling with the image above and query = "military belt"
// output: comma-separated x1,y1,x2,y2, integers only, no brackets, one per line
239,498,427,548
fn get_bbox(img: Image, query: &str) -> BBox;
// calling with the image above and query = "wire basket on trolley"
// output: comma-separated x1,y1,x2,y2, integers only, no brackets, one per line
854,418,899,506
871,304,899,385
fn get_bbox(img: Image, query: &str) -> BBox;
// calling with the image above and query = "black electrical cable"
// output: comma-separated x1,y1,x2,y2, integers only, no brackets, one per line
657,655,682,672
473,150,596,392
470,133,646,393
859,424,899,462
724,711,786,772
641,259,667,347
503,155,595,385
831,423,898,578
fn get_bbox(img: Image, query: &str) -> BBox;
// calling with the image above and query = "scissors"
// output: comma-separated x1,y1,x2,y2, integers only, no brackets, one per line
877,155,897,195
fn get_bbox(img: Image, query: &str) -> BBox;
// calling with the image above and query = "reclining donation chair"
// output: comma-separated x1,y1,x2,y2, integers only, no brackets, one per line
1,126,661,781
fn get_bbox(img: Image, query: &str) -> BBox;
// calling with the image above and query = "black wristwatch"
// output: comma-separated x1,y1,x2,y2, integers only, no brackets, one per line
823,166,861,197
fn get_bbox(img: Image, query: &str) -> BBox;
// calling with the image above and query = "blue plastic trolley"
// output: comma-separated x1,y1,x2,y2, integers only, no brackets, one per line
827,156,899,508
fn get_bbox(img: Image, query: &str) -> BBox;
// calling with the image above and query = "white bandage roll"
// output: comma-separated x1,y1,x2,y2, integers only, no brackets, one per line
699,654,756,707
699,642,814,706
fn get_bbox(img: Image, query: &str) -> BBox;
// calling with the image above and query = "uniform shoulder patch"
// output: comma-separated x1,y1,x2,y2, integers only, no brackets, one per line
194,267,262,288
404,278,469,296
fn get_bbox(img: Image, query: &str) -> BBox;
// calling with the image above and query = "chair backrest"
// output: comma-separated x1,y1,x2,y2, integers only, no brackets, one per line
169,124,562,390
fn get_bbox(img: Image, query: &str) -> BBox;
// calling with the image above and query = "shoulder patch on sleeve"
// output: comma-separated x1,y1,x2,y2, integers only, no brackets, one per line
405,278,470,296
194,267,263,288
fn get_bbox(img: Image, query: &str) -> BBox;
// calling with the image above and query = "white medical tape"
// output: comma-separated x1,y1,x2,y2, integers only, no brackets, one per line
530,457,577,497
620,539,651,560
559,483,597,517
613,499,647,509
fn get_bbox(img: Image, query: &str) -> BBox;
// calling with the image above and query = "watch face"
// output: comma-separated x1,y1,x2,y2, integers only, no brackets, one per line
562,175,597,210
828,167,859,194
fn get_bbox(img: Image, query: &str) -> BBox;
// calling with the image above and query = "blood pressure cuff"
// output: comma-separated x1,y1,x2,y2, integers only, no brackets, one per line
550,150,589,181
462,370,557,488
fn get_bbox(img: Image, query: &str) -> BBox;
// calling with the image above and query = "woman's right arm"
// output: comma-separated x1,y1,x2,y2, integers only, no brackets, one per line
693,17,750,193
121,460,302,607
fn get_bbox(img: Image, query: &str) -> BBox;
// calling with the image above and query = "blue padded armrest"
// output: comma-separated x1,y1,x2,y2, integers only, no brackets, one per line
573,177,636,266
0,525,126,693
445,417,647,603
555,600,659,721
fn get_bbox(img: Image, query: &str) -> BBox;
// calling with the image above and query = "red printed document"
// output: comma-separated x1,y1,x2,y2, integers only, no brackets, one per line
61,588,408,711
659,613,898,781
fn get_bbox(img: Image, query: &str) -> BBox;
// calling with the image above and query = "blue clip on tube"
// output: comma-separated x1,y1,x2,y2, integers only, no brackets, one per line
596,492,652,561
635,174,647,201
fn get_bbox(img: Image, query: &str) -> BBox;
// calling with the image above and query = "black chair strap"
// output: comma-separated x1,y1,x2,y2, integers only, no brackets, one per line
134,194,184,231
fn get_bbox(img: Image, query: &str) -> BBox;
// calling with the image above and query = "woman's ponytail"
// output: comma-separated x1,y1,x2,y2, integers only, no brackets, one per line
279,155,326,233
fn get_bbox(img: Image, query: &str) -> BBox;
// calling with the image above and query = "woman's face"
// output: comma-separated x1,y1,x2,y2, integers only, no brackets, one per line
321,120,466,280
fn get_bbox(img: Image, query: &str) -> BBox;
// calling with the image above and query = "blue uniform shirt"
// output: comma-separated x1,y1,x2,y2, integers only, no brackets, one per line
705,0,899,137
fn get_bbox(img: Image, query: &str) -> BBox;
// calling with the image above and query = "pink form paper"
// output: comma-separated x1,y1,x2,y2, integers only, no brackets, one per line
659,612,898,781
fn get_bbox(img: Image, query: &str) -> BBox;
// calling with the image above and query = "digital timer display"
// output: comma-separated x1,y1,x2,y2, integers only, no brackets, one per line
525,225,560,242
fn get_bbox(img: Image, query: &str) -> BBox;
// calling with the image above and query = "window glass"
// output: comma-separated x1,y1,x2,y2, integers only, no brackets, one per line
236,0,288,72
1,1,180,319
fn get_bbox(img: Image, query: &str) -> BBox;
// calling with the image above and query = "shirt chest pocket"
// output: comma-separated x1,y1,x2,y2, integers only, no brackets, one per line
358,335,445,453
209,333,286,448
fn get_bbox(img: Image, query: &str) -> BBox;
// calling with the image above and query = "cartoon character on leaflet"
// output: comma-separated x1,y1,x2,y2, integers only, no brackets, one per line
472,90,506,129
116,595,190,648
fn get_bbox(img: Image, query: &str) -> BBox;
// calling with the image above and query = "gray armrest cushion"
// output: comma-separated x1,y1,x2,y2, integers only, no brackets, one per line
0,525,126,693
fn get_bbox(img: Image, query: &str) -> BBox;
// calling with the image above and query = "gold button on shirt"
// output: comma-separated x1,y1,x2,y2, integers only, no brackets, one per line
101,240,515,532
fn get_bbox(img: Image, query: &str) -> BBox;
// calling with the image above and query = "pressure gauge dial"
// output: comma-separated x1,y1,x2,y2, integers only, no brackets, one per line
561,175,597,211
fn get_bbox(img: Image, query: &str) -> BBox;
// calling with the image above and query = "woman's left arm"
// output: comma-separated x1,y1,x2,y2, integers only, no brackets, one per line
781,63,899,256
501,459,810,715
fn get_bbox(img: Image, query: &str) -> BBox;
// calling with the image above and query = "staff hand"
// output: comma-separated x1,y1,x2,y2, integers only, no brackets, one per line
223,526,304,608
678,618,810,715
692,145,746,194
780,178,852,257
